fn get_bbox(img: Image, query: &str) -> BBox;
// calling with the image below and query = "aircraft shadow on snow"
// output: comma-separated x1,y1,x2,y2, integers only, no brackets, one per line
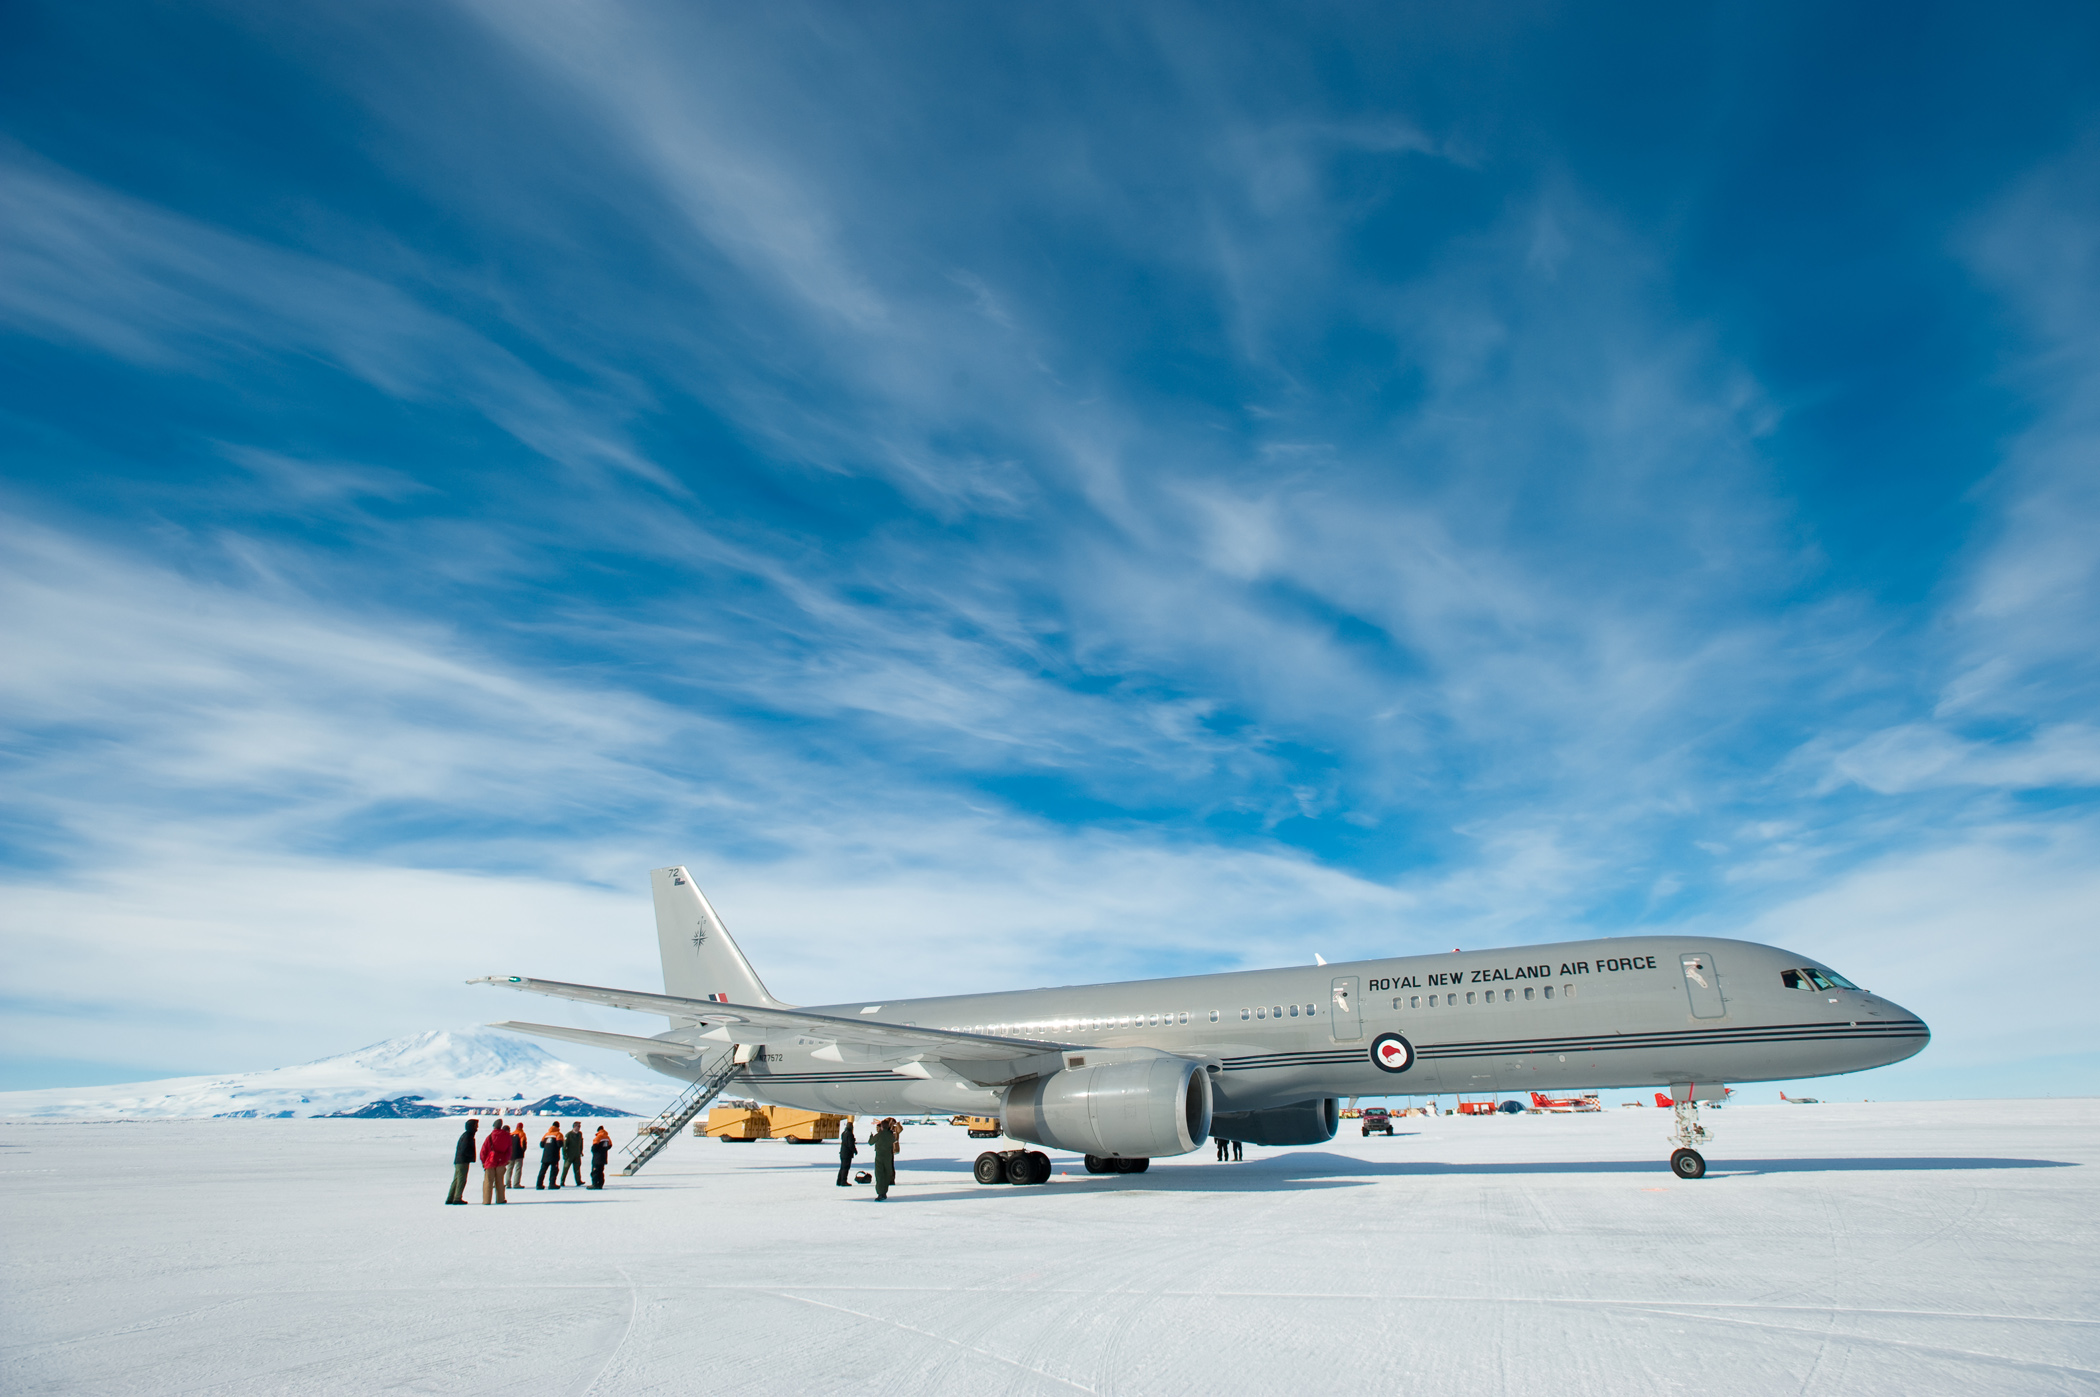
1264,1150,2079,1179
706,1148,2077,1197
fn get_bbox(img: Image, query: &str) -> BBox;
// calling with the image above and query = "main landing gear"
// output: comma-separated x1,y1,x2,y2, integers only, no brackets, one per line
1669,1099,1710,1179
1083,1155,1149,1175
974,1149,1052,1185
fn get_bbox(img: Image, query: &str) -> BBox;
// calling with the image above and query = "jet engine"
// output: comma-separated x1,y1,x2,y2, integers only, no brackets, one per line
1210,1097,1339,1146
1002,1053,1212,1159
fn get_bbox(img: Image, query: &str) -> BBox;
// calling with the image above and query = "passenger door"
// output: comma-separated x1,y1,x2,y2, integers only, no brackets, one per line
1680,953,1726,1019
1330,976,1363,1041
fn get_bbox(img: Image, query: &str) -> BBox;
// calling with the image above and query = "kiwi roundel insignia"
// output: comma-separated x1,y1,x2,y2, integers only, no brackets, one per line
1370,1032,1415,1073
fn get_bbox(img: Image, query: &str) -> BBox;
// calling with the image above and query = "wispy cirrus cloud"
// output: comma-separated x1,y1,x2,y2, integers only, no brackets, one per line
0,154,673,490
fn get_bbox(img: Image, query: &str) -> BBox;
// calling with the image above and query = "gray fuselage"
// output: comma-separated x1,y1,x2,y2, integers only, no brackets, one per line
644,934,1928,1121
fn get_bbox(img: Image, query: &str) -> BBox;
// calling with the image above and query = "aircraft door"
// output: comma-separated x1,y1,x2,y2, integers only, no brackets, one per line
1680,953,1725,1018
1330,976,1363,1041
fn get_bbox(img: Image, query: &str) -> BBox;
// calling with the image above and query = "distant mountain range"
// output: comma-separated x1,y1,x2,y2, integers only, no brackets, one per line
0,1029,672,1119
324,1092,636,1119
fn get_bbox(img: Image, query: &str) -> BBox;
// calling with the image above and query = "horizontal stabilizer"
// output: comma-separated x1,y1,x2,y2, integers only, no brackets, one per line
489,1021,711,1061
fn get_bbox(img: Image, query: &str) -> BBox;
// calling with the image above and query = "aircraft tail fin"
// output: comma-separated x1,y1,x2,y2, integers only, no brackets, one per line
652,866,786,1012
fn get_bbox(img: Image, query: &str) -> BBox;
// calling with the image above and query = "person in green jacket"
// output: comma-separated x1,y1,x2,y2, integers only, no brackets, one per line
871,1118,898,1201
444,1119,478,1205
561,1122,586,1187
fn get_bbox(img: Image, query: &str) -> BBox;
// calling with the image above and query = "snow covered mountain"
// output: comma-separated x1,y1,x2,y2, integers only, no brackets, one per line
0,1029,675,1120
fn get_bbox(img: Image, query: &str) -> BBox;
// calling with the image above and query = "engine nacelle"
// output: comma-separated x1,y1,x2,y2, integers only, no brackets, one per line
1211,1097,1339,1146
1002,1053,1212,1159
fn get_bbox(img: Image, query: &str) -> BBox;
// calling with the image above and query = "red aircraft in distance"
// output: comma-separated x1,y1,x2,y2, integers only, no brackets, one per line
1654,1086,1735,1108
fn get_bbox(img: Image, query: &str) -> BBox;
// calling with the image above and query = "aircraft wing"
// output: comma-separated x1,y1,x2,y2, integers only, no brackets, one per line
473,975,1072,1062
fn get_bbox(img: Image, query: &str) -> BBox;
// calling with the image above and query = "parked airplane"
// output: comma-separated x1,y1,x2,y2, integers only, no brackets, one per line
480,866,1928,1181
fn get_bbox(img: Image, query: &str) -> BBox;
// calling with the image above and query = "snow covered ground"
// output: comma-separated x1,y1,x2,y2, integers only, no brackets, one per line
3,1099,2093,1396
0,1029,664,1119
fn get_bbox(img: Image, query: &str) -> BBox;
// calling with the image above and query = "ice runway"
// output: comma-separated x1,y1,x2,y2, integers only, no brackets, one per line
4,1100,2095,1396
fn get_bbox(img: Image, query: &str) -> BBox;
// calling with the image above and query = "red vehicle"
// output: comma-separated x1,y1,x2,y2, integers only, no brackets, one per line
1360,1107,1394,1136
1531,1092,1602,1113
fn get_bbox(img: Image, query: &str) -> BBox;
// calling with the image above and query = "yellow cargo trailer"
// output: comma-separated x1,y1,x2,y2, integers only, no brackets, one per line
697,1105,852,1143
770,1108,848,1144
701,1104,769,1141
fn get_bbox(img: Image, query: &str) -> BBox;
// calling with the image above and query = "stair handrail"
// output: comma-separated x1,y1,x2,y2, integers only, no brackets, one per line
618,1053,741,1176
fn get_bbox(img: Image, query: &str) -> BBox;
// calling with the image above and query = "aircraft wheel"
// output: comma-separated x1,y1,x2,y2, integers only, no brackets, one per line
1118,1157,1150,1174
1083,1154,1111,1174
1670,1147,1707,1180
1025,1151,1052,1184
974,1151,1009,1185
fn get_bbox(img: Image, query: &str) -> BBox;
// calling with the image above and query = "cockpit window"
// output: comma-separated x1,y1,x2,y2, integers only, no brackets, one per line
1784,965,1862,991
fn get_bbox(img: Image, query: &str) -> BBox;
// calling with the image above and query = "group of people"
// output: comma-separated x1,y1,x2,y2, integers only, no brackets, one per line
444,1118,614,1205
443,1113,916,1205
1213,1136,1243,1161
833,1117,900,1199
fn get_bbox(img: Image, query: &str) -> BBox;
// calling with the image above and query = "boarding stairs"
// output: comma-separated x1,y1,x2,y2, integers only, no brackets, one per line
620,1053,742,1176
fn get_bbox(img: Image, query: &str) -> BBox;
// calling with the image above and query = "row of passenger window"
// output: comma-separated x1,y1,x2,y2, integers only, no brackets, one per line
1243,1003,1319,1021
1396,985,1578,1010
959,1003,1322,1038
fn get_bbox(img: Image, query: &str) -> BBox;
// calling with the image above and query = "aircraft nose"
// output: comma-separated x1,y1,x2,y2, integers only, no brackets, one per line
1870,997,1930,1065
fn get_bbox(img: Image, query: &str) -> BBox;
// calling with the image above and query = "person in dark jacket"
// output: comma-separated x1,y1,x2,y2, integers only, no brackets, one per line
588,1126,612,1189
445,1119,479,1204
509,1123,529,1188
537,1123,565,1189
1231,1138,1242,1162
835,1119,858,1187
870,1118,898,1201
1214,1135,1228,1161
478,1118,513,1204
560,1122,586,1187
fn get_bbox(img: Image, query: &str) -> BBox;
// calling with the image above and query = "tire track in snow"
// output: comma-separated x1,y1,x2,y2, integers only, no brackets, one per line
577,1261,639,1397
1608,1303,2100,1383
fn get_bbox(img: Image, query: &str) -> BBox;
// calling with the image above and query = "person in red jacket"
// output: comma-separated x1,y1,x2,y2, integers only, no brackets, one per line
479,1116,514,1204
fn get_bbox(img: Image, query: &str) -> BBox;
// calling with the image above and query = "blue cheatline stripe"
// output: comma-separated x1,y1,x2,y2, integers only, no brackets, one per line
1418,1025,1927,1056
1413,1020,1924,1055
1411,1025,1923,1058
1429,1018,1924,1049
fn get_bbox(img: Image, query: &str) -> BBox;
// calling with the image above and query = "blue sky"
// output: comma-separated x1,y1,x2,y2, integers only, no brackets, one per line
3,2,2097,1099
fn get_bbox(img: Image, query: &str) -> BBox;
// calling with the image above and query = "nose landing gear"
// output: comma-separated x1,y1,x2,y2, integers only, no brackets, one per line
1668,1098,1710,1179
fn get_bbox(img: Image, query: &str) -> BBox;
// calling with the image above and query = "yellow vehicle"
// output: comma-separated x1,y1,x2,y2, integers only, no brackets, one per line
769,1109,848,1144
698,1105,851,1143
952,1114,1002,1139
701,1104,770,1141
